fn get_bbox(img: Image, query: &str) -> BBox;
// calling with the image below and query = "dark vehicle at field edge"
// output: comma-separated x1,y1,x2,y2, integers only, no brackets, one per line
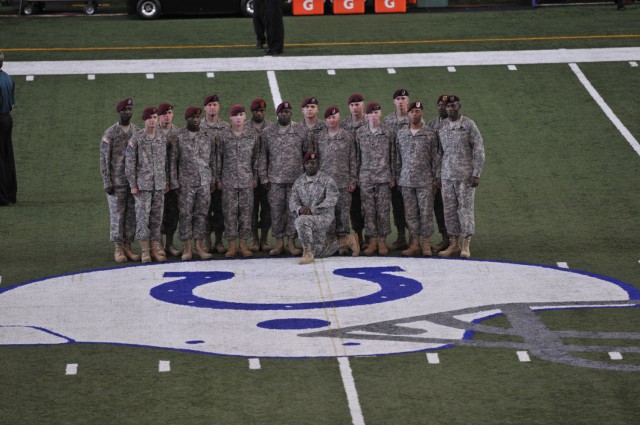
127,0,255,19
0,0,100,15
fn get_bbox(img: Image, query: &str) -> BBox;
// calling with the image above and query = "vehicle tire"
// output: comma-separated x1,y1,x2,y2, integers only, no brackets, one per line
84,2,97,15
240,0,254,18
22,2,34,15
136,0,162,19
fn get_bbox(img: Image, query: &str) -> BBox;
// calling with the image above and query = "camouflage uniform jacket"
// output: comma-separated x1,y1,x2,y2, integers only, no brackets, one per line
303,120,327,149
246,119,273,135
170,127,216,190
290,171,339,218
160,123,180,187
356,124,396,184
218,126,260,189
384,111,410,132
396,125,441,188
427,115,446,131
259,122,312,184
100,122,140,189
125,129,168,191
315,128,357,189
438,115,485,180
341,115,366,138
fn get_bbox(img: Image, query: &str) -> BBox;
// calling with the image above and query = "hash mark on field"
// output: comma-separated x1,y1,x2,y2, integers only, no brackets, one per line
87,74,95,80
557,262,569,269
207,72,215,78
609,352,623,360
65,363,78,375
338,357,365,425
630,61,638,67
426,353,440,364
327,69,336,75
387,68,396,74
508,65,517,71
249,358,261,370
26,75,34,81
517,351,531,362
146,73,154,79
159,360,171,372
447,67,457,72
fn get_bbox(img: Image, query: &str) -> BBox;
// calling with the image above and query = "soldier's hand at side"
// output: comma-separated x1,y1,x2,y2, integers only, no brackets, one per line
176,187,181,196
253,179,258,189
105,186,114,195
262,182,271,191
164,184,169,193
389,179,395,189
217,181,223,191
299,206,312,215
435,178,442,190
210,183,216,193
470,176,480,188
131,187,140,196
348,182,356,193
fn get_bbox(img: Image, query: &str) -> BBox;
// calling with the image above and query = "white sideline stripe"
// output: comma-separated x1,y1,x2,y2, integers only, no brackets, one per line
267,70,282,113
557,262,569,269
517,351,531,362
65,363,78,375
158,360,171,372
387,68,396,74
327,69,336,75
426,353,440,364
207,72,215,78
146,73,154,79
609,352,623,360
249,358,261,369
630,61,638,67
447,66,457,72
338,357,365,425
569,63,640,157
7,48,640,76
87,74,95,80
508,65,517,71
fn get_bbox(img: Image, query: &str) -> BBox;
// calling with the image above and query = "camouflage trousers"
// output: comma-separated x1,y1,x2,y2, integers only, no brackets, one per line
295,213,339,258
401,185,435,238
252,183,271,232
178,184,211,241
206,189,225,234
391,184,407,229
441,179,476,236
268,183,296,238
360,182,391,237
222,187,254,240
106,186,136,244
134,190,165,241
161,189,179,237
434,188,447,235
329,188,352,238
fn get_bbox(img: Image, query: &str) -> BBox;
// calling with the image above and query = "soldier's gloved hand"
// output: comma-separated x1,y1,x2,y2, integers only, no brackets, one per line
348,182,357,193
470,176,480,188
262,182,271,191
209,183,215,193
105,186,114,195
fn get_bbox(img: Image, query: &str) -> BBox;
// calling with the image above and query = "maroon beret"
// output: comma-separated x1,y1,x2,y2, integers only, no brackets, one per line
408,101,424,111
276,101,292,114
116,98,133,112
157,103,173,116
250,98,267,111
366,102,381,114
437,95,449,105
142,106,158,121
348,93,364,104
301,97,319,108
303,151,318,163
393,89,409,99
324,105,340,119
203,94,219,106
184,106,202,119
445,95,460,104
229,104,246,117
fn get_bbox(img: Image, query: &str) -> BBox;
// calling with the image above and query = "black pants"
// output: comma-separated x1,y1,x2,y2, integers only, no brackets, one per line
0,113,16,206
253,0,267,44
264,0,284,53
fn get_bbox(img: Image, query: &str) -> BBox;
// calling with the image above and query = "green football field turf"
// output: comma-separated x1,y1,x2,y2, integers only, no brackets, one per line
1,5,639,425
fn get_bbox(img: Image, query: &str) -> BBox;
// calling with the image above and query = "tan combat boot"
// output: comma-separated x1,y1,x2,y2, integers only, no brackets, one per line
140,240,152,263
363,237,378,256
269,237,284,256
378,237,389,256
286,237,302,256
164,234,181,257
249,230,260,252
460,236,472,258
181,240,193,261
194,240,213,260
114,243,127,263
123,242,141,261
298,245,314,265
239,239,253,257
259,229,271,252
390,228,408,250
337,236,349,255
438,236,461,257
345,234,360,257
431,233,449,254
422,238,432,256
401,237,421,257
225,239,238,258
151,240,167,262
214,230,226,254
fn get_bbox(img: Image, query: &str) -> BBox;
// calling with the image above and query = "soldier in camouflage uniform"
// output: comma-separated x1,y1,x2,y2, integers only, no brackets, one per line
290,152,359,265
200,94,229,255
157,102,181,257
217,104,260,258
427,95,451,253
170,106,216,261
383,88,411,251
316,105,357,254
340,93,367,248
396,101,441,257
356,102,396,256
125,106,169,263
247,98,272,253
259,101,312,256
100,98,141,263
300,96,326,147
437,95,485,258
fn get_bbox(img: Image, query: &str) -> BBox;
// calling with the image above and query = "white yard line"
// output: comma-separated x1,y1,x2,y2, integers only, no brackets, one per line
6,47,640,76
569,63,640,157
267,70,282,113
338,357,365,425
